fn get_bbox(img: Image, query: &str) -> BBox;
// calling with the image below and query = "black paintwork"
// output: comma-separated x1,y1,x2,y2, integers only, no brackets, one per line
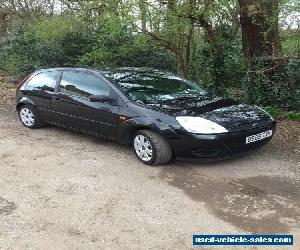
16,67,276,158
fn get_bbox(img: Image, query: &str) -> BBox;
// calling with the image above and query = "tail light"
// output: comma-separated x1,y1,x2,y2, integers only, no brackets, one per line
16,73,32,90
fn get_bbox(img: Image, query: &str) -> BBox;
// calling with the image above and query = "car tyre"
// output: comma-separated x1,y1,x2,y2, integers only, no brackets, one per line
18,105,44,129
133,130,173,166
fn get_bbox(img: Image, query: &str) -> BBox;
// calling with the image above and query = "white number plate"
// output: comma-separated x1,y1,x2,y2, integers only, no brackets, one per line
246,130,273,144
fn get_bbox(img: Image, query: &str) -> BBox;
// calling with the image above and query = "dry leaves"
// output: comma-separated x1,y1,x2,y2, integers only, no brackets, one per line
0,76,15,106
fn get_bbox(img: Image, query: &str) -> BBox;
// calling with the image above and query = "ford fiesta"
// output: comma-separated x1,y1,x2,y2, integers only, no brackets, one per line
16,67,276,165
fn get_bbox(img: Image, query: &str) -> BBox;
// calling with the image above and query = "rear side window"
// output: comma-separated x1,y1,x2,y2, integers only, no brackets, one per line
60,71,110,97
25,71,59,91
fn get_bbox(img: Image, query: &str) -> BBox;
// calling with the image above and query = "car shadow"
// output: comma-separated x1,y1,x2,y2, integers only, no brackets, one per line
171,148,259,167
45,124,262,168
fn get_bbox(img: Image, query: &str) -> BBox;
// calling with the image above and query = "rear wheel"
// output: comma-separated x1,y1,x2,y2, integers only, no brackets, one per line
18,105,44,129
133,130,172,166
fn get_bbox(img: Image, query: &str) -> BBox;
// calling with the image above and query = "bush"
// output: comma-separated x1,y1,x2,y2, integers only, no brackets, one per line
189,26,245,96
0,15,177,82
263,106,300,121
0,16,96,81
79,19,176,72
244,57,297,111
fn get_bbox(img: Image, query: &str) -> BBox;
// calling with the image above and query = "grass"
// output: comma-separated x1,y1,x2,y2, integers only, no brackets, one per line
263,106,300,122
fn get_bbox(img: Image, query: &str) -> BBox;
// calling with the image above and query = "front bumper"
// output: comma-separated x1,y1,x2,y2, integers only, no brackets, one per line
168,121,276,158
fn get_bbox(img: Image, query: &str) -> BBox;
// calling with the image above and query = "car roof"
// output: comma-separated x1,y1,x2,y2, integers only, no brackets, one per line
99,67,164,73
36,67,171,75
36,67,99,73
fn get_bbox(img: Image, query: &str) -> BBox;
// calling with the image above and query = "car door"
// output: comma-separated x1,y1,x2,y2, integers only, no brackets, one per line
22,70,61,122
51,70,119,140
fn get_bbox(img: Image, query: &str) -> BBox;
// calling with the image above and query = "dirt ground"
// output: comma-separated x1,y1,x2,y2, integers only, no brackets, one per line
0,84,299,249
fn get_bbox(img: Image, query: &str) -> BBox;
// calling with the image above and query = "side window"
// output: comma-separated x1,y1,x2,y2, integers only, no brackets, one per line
25,71,59,91
60,71,110,97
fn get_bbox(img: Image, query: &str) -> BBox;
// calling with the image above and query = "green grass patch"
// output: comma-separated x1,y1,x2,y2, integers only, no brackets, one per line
262,106,300,122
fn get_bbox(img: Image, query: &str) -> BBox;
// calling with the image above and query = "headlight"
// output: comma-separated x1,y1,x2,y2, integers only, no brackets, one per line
176,116,228,134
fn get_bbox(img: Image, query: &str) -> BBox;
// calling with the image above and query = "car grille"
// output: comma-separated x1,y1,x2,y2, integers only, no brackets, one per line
190,149,220,157
224,116,272,132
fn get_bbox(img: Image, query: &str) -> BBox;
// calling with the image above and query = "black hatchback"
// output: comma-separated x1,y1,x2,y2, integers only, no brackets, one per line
16,67,276,165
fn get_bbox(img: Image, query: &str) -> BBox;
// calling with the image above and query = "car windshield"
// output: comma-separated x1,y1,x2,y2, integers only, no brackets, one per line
102,70,208,104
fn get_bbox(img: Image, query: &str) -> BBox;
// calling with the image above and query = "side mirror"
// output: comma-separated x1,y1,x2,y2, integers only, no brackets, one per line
89,95,115,104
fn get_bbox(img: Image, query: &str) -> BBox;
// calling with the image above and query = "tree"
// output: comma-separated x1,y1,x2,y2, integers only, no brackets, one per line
238,0,295,109
138,0,195,78
0,8,9,36
238,0,282,61
0,0,60,36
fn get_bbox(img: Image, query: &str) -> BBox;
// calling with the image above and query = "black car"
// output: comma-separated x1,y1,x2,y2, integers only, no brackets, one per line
16,67,276,165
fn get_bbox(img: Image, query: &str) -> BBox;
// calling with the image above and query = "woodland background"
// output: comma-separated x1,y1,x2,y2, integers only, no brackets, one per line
0,0,299,117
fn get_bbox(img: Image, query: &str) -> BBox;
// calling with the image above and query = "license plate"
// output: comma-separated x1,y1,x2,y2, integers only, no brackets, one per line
246,130,273,144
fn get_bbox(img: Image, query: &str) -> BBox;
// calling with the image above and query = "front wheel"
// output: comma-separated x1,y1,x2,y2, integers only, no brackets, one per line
133,130,173,166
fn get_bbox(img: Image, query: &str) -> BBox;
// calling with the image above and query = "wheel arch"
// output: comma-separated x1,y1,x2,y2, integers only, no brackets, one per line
16,102,26,111
16,98,37,111
119,125,152,145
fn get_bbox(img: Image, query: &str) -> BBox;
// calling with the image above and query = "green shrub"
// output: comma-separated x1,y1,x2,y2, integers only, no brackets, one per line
287,112,300,122
262,106,300,121
189,25,245,96
79,19,176,72
244,57,297,111
0,16,96,81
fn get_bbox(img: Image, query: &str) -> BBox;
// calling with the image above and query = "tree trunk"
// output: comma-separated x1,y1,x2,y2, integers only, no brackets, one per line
176,0,194,78
0,10,8,36
238,0,282,62
238,0,295,109
138,0,147,33
178,54,188,79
